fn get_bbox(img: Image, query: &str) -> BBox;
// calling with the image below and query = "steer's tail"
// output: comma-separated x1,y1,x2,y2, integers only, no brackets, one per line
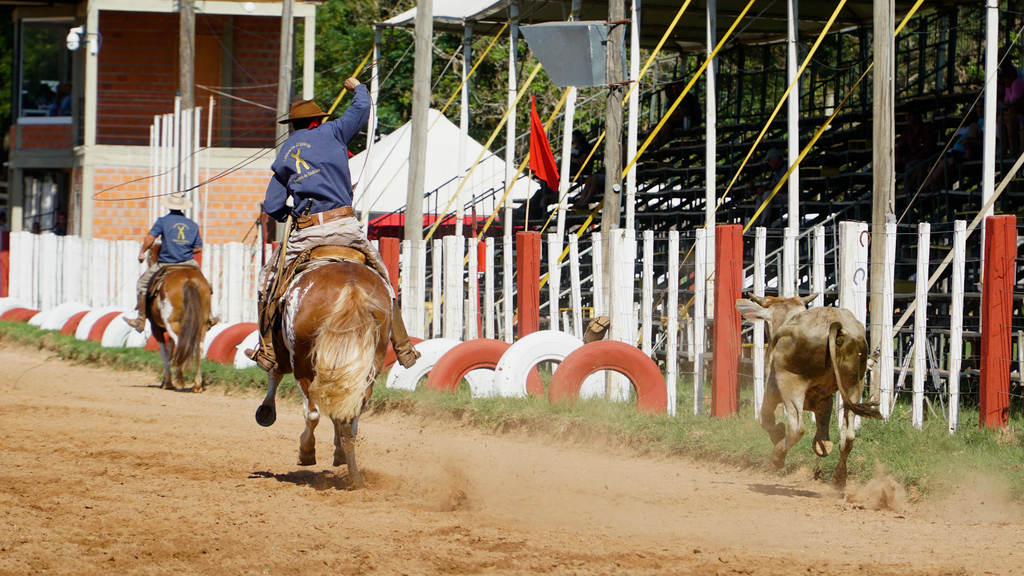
828,322,883,420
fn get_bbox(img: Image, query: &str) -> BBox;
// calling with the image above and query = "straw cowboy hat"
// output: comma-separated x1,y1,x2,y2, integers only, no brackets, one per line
279,99,328,124
161,194,193,211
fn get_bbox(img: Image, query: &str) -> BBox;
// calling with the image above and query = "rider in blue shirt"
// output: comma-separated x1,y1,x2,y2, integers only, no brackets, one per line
125,194,203,332
245,77,420,372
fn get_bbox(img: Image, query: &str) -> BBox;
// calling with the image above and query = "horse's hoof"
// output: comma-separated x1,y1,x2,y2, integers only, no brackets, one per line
192,386,203,394
161,381,175,391
813,440,834,458
769,453,787,470
298,452,316,466
255,405,277,427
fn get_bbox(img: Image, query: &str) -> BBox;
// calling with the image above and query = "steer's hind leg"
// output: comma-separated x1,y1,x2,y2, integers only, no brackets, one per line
297,381,319,466
771,373,806,470
760,371,786,445
812,395,835,457
833,405,858,488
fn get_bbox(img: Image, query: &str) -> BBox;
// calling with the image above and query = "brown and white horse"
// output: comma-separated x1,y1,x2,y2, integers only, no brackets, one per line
145,247,216,392
255,256,392,488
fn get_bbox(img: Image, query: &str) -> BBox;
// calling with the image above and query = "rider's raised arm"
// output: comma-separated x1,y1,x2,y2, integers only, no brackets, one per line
331,82,371,146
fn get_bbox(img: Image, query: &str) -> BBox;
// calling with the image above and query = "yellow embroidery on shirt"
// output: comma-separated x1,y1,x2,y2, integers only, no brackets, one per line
291,148,311,173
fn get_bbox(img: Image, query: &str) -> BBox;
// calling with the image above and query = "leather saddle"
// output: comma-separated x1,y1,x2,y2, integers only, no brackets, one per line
147,263,201,300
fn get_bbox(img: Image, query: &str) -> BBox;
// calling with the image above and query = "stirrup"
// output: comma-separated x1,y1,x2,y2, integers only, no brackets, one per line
244,347,277,372
124,316,146,333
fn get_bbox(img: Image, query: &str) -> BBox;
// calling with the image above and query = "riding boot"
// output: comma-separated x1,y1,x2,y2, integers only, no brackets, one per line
124,293,147,332
390,300,420,369
244,299,278,372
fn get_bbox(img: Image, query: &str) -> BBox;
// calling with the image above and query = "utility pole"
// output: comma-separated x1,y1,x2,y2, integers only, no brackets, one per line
179,0,195,112
603,0,625,398
406,0,433,243
275,0,295,144
869,0,894,401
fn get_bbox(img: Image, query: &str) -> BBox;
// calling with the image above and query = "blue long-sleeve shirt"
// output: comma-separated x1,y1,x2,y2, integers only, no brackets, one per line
263,85,371,222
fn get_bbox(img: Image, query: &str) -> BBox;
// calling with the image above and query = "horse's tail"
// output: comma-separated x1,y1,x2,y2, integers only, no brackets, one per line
307,281,389,422
172,278,205,372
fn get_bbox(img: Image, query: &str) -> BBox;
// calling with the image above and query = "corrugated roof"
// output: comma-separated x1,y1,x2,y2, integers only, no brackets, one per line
379,0,950,49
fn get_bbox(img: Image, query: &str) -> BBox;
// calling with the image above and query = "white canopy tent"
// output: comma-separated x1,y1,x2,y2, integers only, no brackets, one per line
350,108,536,221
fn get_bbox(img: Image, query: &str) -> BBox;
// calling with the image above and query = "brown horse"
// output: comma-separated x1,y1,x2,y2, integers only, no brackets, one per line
145,246,217,392
255,253,392,488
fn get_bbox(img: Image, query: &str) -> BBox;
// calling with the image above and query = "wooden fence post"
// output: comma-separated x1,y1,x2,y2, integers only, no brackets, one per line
980,214,1016,428
516,231,541,338
379,237,400,288
712,224,743,417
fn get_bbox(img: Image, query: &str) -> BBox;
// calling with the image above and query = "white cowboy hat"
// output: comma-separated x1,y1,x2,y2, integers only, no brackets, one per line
161,194,193,211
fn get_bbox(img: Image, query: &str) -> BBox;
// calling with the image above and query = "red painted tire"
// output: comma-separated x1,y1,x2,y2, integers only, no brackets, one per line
382,337,425,371
548,340,667,414
145,333,169,351
87,312,122,342
205,323,258,365
425,339,544,396
1,308,41,322
60,311,90,335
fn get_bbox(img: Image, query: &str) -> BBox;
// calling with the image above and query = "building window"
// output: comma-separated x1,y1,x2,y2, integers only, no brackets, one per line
19,19,75,121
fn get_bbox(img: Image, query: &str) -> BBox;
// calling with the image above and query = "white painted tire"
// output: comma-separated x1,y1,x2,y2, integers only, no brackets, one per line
202,323,236,357
74,307,124,341
125,327,151,348
38,302,92,331
101,312,137,347
233,331,260,369
0,297,30,317
28,311,47,327
493,330,604,398
385,338,461,391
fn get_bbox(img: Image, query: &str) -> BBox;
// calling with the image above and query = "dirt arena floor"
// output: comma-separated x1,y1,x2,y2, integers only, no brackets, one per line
1,345,1022,575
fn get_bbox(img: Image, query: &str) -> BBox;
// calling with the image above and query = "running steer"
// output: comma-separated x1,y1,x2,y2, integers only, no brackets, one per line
735,294,883,487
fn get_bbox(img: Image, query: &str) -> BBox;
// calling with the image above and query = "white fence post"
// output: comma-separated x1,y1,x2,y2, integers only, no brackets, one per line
913,222,930,430
502,235,514,343
443,235,464,341
569,235,583,339
432,238,443,339
753,227,766,422
948,220,966,433
694,227,707,415
591,232,604,318
484,237,495,339
838,221,868,423
547,233,562,333
667,230,679,417
812,225,825,307
466,237,479,341
641,230,654,356
880,219,897,419
782,226,798,297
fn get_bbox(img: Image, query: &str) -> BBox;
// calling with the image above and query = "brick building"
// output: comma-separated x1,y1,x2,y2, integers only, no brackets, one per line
7,0,318,244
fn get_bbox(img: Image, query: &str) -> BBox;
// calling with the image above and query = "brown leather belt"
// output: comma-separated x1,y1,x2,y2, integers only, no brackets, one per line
295,206,354,230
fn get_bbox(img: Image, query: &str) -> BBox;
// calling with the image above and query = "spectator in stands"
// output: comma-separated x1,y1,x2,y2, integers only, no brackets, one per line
894,102,937,193
747,148,789,226
926,101,984,193
999,63,1024,158
52,212,67,236
644,82,702,151
569,130,594,182
0,210,6,234
31,221,41,234
52,83,72,117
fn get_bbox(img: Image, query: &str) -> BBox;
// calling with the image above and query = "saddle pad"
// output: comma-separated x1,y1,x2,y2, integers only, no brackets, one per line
147,264,198,299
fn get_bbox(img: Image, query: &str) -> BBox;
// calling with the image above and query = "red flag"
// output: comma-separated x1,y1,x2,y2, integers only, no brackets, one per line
529,96,560,192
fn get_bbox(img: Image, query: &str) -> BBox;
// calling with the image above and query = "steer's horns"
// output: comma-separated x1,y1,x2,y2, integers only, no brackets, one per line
799,293,819,307
746,293,769,307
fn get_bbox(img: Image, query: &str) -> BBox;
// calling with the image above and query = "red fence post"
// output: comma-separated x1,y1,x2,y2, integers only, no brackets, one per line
712,224,743,417
980,215,1016,428
379,237,400,288
516,232,541,338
